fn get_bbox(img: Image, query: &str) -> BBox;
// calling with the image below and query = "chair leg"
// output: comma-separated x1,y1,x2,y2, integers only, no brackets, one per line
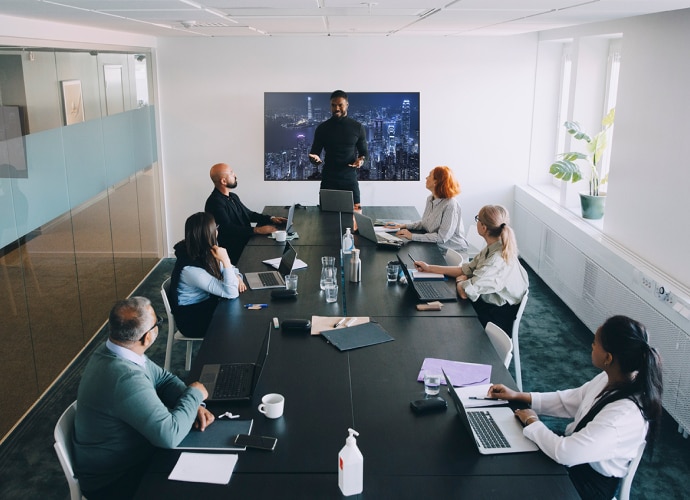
185,341,194,371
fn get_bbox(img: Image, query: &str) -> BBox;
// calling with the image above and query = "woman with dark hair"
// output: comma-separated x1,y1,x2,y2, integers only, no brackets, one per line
388,166,468,252
488,315,663,500
412,204,527,333
169,212,246,338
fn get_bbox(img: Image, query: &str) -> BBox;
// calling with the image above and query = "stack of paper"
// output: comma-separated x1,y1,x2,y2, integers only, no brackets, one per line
417,358,492,387
169,452,238,484
409,270,446,281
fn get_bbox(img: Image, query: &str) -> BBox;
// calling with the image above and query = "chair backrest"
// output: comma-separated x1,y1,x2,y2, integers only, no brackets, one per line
511,289,529,340
511,290,528,391
485,322,513,368
161,278,178,371
53,401,82,500
161,278,176,334
616,440,646,500
444,248,464,267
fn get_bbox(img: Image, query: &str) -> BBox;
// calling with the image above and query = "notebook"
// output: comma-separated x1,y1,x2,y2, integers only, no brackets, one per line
319,189,354,213
354,212,405,248
200,323,271,402
397,254,457,302
176,419,253,450
442,370,538,455
321,321,394,351
245,242,297,290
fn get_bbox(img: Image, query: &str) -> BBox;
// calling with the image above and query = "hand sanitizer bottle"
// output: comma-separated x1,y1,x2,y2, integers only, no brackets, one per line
338,428,363,496
342,228,354,254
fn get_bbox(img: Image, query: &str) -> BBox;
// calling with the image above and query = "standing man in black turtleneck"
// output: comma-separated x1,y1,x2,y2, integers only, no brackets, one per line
309,90,368,210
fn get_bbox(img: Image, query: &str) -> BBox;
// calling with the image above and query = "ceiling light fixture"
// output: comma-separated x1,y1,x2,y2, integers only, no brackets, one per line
179,0,202,8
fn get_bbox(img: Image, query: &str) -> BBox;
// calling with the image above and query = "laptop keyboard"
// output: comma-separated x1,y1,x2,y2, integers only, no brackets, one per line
377,232,403,244
258,272,280,287
415,281,447,299
213,364,253,398
467,411,510,449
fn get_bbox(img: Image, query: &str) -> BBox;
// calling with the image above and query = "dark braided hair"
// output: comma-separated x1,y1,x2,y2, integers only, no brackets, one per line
598,315,663,445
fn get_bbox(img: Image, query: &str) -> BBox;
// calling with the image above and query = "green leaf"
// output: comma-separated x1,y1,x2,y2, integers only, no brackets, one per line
549,160,583,183
563,121,592,143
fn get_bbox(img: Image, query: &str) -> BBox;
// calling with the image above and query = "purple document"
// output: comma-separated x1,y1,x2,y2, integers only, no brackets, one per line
417,358,492,387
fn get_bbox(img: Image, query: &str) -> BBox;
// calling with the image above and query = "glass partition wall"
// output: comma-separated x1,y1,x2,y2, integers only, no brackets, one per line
0,47,160,439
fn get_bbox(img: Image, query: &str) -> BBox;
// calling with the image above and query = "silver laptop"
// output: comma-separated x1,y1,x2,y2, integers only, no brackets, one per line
245,242,297,290
354,212,405,248
443,370,538,455
319,189,354,213
200,323,271,402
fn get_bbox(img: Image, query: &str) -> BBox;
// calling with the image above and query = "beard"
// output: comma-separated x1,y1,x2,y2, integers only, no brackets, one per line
228,178,238,188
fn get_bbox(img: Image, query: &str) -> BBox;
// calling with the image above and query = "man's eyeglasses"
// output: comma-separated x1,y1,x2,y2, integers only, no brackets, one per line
141,315,163,341
474,215,480,223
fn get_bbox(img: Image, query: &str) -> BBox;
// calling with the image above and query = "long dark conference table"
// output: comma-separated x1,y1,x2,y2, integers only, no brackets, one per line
135,206,578,499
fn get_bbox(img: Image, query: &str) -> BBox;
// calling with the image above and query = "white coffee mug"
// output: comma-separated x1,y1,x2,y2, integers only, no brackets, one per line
258,393,285,419
274,230,287,242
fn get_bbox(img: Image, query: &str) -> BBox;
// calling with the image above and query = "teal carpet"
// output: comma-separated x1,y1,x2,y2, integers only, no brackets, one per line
0,259,688,499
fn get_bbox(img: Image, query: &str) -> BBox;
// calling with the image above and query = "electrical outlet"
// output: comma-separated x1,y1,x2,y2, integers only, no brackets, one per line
641,275,656,294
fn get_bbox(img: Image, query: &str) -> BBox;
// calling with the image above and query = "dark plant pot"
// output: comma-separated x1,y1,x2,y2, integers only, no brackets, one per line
579,193,606,220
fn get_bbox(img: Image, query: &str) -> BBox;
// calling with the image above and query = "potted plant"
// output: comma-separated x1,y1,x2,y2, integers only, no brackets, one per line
549,108,615,219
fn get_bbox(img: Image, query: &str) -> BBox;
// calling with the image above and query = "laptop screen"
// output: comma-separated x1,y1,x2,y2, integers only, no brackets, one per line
286,204,295,234
277,242,297,276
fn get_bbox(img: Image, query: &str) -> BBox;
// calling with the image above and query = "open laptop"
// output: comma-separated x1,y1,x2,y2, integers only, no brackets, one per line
354,212,405,248
200,323,271,402
397,254,457,302
319,189,354,213
285,204,295,235
443,370,538,455
245,242,297,290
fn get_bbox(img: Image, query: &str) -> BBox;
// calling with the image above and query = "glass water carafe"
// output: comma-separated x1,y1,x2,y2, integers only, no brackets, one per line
320,256,337,290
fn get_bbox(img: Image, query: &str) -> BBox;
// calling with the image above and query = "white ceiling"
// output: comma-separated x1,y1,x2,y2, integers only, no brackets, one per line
0,0,689,38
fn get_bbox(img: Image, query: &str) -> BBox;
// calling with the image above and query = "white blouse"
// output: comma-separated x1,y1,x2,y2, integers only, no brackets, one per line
525,371,647,478
459,240,528,306
406,195,468,252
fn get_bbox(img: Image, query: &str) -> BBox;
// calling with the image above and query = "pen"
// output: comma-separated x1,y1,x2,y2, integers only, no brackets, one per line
333,317,347,328
245,303,268,309
469,396,501,401
345,318,357,327
408,252,418,263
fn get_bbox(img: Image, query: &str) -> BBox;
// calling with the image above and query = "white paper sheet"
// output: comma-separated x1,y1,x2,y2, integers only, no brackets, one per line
168,452,238,484
454,383,510,408
262,257,308,270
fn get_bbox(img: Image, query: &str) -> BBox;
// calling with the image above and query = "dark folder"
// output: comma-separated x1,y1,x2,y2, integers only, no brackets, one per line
321,321,394,351
175,419,253,450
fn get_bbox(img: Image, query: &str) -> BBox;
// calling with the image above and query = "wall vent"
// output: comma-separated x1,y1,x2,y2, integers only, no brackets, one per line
515,198,689,435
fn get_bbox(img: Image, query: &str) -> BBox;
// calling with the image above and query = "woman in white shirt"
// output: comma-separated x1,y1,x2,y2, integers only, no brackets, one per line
389,166,468,252
412,204,527,333
488,315,663,500
168,212,246,338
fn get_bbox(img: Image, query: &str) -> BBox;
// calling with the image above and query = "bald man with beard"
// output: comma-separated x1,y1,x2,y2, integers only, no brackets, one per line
204,163,286,263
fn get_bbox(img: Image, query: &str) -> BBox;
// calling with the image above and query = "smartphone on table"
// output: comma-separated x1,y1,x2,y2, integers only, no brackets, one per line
234,434,278,451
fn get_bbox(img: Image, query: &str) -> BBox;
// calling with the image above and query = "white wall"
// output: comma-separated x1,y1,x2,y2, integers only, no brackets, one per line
156,35,538,250
538,9,690,289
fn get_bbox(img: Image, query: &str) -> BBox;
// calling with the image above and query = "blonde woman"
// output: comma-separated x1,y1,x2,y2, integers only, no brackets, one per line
412,204,528,333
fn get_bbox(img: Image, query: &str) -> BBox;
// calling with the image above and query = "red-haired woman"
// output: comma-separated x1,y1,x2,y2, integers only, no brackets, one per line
390,166,468,252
